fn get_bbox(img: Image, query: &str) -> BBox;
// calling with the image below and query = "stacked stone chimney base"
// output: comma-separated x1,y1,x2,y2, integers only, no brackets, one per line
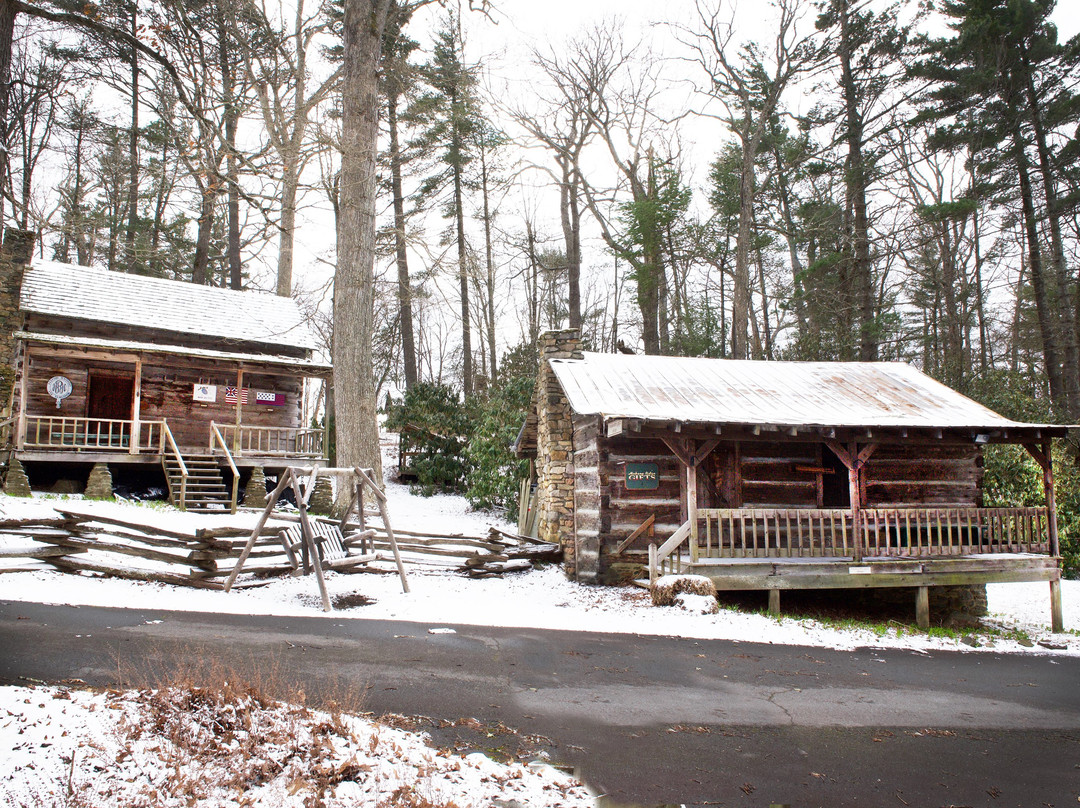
534,330,584,577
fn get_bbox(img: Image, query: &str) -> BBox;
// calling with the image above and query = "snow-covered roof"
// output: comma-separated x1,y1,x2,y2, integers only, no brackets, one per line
19,260,319,352
547,352,1054,433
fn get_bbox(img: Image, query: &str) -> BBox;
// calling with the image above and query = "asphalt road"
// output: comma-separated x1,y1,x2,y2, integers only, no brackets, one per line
1,599,1078,807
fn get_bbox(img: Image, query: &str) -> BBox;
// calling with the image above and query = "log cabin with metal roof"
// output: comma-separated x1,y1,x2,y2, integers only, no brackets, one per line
516,329,1066,631
0,231,331,512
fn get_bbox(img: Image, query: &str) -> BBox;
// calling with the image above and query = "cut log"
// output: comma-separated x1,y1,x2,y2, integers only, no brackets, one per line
54,510,196,541
48,558,224,590
0,545,81,559
0,517,84,530
488,526,560,546
35,536,195,568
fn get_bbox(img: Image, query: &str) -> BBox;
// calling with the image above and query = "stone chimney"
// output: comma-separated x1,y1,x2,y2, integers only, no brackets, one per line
534,329,584,565
0,229,35,408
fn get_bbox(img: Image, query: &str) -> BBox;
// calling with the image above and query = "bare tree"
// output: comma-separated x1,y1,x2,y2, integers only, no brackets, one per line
542,24,676,354
681,0,823,359
510,45,596,331
245,0,341,296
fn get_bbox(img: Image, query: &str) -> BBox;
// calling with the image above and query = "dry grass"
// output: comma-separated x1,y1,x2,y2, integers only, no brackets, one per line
13,651,459,808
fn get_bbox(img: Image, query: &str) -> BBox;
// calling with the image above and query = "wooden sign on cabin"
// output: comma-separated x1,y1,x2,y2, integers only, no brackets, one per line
626,462,660,490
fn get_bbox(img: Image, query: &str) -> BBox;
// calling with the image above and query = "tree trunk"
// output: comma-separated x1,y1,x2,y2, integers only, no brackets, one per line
387,90,417,388
1014,126,1065,409
0,0,15,227
453,152,473,395
731,147,755,360
559,158,583,331
124,1,139,271
218,9,242,291
277,165,299,295
334,0,390,484
838,0,876,362
1023,62,1080,420
192,181,216,285
479,135,497,384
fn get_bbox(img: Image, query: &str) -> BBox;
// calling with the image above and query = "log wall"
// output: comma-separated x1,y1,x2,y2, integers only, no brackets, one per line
739,441,821,507
572,414,601,577
862,443,981,507
140,365,303,448
594,435,684,561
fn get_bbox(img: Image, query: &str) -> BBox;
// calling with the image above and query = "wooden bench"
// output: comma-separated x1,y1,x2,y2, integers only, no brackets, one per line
279,523,379,572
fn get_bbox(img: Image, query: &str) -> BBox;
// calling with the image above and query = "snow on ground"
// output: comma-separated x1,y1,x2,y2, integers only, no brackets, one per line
0,683,590,808
1,478,1076,657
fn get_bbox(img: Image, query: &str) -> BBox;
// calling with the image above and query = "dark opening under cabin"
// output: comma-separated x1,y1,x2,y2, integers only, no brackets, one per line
515,330,1066,630
1,240,331,511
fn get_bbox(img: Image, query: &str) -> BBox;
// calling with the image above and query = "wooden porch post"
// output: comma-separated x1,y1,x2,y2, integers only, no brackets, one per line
233,367,244,453
825,440,878,562
130,355,142,454
848,443,862,562
687,459,698,563
15,347,27,450
1023,443,1060,558
322,379,330,461
1023,442,1064,634
916,586,930,629
662,436,721,566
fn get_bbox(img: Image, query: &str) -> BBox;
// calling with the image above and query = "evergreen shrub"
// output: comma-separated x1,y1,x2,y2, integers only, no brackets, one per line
385,383,471,495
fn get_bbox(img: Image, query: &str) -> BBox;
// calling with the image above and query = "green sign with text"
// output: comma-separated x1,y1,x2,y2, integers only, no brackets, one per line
626,462,660,490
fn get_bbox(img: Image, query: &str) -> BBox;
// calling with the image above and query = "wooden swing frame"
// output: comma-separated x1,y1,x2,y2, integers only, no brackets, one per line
223,466,409,611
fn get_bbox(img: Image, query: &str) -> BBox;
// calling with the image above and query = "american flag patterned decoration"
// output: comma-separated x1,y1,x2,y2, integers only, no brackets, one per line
225,386,249,404
255,391,286,406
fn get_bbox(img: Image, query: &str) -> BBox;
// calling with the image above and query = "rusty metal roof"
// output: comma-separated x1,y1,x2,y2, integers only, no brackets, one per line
548,352,1050,431
20,260,319,352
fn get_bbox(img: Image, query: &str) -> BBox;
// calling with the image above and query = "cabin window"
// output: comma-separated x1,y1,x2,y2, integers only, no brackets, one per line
821,444,850,508
87,372,135,421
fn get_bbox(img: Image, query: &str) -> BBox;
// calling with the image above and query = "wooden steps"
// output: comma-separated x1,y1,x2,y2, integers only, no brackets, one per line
163,452,232,512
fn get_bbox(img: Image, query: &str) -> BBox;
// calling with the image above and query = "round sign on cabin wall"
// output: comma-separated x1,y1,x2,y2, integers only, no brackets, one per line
47,376,73,408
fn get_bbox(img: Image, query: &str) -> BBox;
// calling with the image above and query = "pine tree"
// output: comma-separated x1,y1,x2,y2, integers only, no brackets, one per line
407,13,483,394
912,0,1080,420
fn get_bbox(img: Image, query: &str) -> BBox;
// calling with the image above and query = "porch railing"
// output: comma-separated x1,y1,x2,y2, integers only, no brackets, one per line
21,416,165,454
213,423,324,457
650,506,1052,580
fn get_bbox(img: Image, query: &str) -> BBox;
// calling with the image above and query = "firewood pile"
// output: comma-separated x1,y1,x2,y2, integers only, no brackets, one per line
459,527,562,578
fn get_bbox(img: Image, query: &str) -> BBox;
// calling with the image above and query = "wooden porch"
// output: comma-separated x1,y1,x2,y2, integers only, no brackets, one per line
14,415,324,461
648,506,1063,631
8,415,326,512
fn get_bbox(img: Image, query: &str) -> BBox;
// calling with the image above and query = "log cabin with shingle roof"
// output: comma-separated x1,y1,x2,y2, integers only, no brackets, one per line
516,329,1067,630
0,231,330,511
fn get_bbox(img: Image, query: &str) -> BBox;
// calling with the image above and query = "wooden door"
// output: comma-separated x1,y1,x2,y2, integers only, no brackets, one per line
87,373,134,421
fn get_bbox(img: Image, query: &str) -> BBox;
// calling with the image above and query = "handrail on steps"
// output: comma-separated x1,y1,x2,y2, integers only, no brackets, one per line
160,421,189,511
209,421,240,514
648,519,693,585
